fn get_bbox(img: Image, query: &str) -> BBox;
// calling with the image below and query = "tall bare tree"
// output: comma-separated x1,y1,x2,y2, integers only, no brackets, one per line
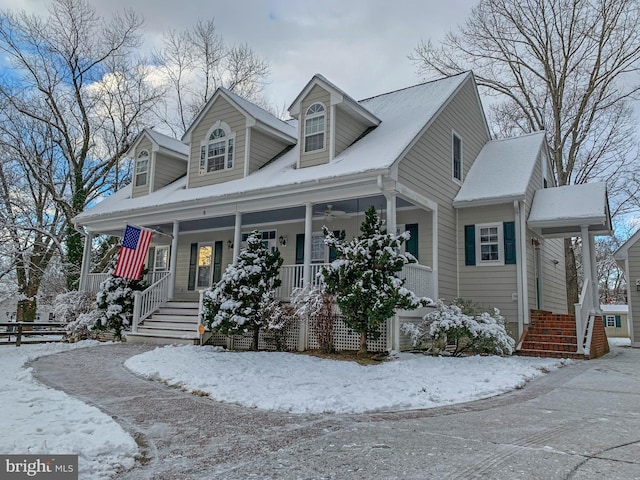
411,0,640,311
154,19,270,135
0,0,162,290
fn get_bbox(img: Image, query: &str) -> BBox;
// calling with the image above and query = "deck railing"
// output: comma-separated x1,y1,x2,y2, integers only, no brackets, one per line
85,271,169,294
275,262,434,301
132,272,172,333
574,278,592,355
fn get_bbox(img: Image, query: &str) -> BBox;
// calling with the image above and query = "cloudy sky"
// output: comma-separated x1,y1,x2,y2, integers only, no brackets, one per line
0,0,476,108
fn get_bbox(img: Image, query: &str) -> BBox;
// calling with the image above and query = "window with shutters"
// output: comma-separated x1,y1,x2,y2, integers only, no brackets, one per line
464,222,516,266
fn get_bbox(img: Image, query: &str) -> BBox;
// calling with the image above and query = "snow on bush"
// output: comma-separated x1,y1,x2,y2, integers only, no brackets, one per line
95,269,148,340
403,299,515,356
52,291,101,342
202,231,284,350
291,285,337,353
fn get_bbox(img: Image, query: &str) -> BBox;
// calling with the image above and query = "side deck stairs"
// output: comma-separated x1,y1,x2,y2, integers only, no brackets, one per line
126,301,203,345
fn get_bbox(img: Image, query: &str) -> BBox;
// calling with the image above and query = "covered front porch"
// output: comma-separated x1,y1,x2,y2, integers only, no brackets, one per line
78,187,438,351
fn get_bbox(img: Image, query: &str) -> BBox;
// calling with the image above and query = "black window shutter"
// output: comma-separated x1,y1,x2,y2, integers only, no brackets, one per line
504,221,516,265
187,243,197,290
464,225,475,266
295,234,305,264
147,246,156,271
405,224,419,261
615,315,622,328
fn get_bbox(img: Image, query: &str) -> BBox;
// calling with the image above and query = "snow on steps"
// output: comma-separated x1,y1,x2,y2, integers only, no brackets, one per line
126,301,203,346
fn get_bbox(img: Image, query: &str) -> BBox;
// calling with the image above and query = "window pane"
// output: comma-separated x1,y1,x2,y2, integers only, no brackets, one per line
481,244,499,261
155,247,168,271
311,234,325,262
453,135,462,180
305,116,324,135
305,133,324,152
197,245,212,288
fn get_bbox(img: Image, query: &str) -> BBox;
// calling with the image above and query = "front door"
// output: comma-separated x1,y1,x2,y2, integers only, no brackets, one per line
196,244,213,289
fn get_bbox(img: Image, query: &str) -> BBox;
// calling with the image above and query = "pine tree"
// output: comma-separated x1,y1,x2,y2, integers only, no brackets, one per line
203,231,284,350
321,206,430,354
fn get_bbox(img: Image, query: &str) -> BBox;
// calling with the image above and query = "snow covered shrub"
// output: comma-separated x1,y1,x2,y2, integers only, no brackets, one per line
321,206,432,354
202,231,283,350
292,285,337,353
95,269,149,340
261,299,296,351
403,300,515,356
53,291,100,342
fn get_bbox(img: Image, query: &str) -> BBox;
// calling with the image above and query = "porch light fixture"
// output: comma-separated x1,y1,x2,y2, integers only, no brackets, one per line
227,240,233,250
279,235,287,247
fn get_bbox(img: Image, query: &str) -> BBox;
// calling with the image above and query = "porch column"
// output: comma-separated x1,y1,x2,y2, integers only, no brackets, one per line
168,220,179,300
385,193,400,352
78,230,94,291
581,226,595,312
303,203,313,286
233,212,242,265
589,232,599,313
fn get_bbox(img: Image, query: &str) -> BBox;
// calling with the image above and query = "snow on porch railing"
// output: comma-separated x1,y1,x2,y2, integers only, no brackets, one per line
132,272,171,333
275,262,434,301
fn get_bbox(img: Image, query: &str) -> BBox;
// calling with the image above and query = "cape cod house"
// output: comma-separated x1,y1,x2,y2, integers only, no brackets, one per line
73,71,611,356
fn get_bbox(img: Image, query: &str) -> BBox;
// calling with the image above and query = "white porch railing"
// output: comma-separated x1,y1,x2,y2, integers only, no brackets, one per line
574,278,592,356
132,272,172,333
275,262,434,301
85,271,170,294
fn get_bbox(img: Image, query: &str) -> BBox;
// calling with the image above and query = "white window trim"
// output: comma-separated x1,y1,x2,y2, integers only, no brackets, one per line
452,131,463,184
154,245,170,272
303,102,327,154
199,122,236,175
135,150,149,187
606,315,616,327
475,222,504,266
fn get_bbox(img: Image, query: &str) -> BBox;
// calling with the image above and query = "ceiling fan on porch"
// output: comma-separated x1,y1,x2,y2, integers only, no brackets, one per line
324,204,346,220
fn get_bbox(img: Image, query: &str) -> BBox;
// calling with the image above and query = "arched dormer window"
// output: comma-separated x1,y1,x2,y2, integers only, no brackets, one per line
200,123,235,174
304,103,325,153
135,150,149,187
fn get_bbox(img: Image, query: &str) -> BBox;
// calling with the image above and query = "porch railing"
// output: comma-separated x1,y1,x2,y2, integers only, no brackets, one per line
132,272,171,333
574,278,592,356
276,262,434,301
85,271,170,294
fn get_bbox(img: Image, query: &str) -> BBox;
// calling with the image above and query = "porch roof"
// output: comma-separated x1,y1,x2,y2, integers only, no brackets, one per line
527,183,612,237
74,73,470,228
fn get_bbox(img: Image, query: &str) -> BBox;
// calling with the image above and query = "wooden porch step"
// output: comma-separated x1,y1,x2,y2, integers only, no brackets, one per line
147,315,200,324
126,331,200,346
139,321,199,331
155,307,199,316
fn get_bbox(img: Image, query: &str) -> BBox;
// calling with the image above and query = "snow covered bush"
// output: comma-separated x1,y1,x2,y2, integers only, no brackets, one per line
321,206,432,354
402,299,515,356
53,291,100,342
202,231,284,350
95,269,149,340
291,285,337,353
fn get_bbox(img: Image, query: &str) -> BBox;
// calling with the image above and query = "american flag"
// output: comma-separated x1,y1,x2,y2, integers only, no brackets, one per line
113,225,153,280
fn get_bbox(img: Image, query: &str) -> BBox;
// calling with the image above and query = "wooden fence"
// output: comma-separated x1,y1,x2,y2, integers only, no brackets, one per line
0,322,67,346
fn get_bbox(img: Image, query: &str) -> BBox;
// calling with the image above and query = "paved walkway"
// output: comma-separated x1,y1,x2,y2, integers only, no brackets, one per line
32,343,640,479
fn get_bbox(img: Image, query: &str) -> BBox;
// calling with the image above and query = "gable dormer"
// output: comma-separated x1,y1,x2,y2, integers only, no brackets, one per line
183,88,296,189
289,74,380,169
129,129,188,199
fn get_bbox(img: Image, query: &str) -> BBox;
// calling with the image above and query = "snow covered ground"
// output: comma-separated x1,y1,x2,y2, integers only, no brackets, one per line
0,341,138,479
125,345,571,414
1,337,631,479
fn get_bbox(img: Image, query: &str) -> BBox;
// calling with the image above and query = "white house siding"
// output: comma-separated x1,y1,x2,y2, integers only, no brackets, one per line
627,241,640,346
334,108,369,157
299,85,331,168
397,78,490,301
187,96,246,189
153,153,186,191
457,204,519,330
131,137,152,198
248,129,288,174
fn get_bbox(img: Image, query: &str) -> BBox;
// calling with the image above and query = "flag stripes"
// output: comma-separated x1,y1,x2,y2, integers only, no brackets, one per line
114,225,153,280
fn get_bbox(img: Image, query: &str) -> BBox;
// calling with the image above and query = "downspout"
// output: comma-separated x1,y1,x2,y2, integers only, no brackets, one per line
514,201,524,339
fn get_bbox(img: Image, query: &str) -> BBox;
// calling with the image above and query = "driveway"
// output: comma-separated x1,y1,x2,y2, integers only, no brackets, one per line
32,343,640,479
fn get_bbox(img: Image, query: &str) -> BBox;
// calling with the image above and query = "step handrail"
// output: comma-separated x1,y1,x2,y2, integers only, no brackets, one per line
132,272,172,333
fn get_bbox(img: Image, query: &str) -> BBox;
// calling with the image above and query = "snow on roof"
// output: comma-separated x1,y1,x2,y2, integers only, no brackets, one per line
453,132,546,207
601,304,628,314
75,73,471,223
220,88,297,140
145,129,189,157
527,183,609,227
